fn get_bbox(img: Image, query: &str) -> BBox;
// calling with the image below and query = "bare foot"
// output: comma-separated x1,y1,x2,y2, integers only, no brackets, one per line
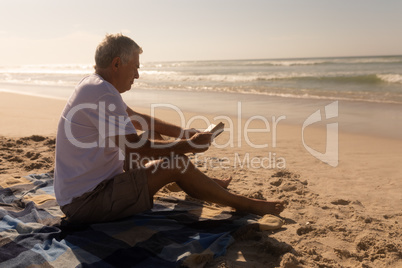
213,177,232,189
251,199,286,216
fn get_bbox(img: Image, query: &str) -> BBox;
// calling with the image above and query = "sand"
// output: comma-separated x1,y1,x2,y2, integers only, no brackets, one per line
1,92,401,267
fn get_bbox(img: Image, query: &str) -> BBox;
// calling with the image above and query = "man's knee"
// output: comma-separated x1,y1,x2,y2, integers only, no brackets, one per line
147,154,193,175
172,154,193,173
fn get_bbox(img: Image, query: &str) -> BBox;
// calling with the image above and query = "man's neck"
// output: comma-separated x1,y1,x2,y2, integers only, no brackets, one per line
95,66,124,94
95,69,119,91
95,68,110,82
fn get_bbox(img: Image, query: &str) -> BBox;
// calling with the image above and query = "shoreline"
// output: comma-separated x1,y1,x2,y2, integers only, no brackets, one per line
1,89,402,141
3,81,402,105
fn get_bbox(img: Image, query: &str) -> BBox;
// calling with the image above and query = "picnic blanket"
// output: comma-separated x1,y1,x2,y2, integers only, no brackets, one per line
0,173,260,267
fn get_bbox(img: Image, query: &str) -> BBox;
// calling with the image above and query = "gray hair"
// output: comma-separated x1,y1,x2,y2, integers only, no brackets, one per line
95,33,143,69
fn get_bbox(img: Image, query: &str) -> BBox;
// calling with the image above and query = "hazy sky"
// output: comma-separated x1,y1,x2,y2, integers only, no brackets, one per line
1,0,401,65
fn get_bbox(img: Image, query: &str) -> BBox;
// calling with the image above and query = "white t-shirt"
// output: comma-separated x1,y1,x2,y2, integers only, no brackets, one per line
54,74,137,206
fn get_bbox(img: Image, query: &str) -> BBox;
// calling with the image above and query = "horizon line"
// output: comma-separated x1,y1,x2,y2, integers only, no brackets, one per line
3,54,402,66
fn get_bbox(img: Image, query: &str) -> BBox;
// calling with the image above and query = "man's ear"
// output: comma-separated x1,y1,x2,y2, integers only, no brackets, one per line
111,57,121,71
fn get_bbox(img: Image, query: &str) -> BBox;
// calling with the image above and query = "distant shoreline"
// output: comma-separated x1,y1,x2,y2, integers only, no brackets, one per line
1,88,401,141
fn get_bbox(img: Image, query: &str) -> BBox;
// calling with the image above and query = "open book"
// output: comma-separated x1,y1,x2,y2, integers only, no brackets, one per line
204,122,224,138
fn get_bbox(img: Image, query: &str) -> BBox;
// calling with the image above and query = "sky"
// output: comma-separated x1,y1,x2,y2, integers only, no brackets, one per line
0,0,401,65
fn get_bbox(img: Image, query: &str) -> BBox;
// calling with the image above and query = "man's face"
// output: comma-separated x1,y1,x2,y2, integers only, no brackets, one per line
117,51,140,93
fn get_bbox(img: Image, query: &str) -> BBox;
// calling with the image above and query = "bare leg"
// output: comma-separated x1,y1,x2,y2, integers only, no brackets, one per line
165,177,232,192
143,131,232,190
145,155,285,216
213,177,232,189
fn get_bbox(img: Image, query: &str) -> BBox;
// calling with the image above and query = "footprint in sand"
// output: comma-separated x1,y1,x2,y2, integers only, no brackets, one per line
330,199,351,206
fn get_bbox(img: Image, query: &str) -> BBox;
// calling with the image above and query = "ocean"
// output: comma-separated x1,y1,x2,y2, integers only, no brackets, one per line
1,55,401,104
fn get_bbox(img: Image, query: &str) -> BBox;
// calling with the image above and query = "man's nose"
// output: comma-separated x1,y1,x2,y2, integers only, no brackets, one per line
134,70,139,79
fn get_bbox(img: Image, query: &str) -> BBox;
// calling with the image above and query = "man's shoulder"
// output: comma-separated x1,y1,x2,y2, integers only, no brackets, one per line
75,74,119,102
78,74,108,91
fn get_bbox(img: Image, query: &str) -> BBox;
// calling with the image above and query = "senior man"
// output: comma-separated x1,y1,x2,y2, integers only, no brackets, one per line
54,33,285,223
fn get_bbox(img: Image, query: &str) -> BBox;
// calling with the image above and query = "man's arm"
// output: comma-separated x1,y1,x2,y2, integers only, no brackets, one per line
126,106,195,139
113,131,212,159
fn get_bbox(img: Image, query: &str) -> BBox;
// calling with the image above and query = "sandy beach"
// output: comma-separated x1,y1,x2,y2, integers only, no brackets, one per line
1,91,401,267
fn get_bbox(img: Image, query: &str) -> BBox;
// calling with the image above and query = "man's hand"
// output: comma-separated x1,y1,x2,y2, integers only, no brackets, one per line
189,132,213,153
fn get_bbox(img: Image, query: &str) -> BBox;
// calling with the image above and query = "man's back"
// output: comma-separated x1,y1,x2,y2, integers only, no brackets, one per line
54,74,136,206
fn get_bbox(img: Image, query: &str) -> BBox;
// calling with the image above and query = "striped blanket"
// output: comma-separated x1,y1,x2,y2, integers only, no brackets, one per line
0,173,258,267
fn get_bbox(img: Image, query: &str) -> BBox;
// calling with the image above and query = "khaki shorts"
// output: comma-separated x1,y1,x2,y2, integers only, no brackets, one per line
61,169,152,223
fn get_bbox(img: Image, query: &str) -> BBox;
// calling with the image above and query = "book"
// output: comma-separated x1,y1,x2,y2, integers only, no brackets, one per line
204,122,224,138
